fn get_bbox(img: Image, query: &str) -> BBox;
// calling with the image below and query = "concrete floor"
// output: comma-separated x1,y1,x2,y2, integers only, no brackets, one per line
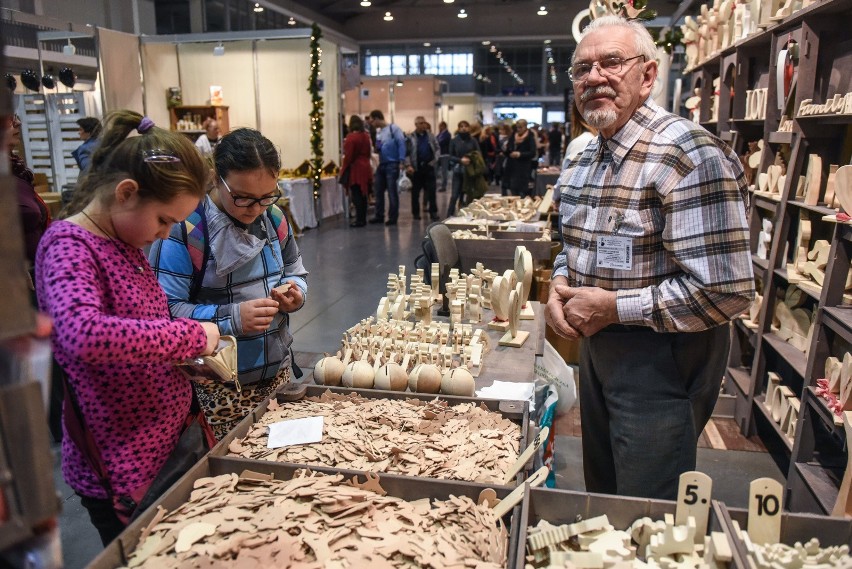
54,185,784,568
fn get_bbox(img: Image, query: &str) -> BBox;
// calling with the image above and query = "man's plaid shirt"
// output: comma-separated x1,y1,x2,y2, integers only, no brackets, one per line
553,98,755,333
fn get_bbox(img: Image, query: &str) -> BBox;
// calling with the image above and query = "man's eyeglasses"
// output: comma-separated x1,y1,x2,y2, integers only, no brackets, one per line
568,55,645,82
220,176,282,207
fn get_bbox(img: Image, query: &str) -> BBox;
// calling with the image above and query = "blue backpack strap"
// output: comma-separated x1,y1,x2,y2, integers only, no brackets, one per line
182,204,210,303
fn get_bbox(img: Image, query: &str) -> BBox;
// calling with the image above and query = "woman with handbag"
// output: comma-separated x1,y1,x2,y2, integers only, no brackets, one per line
35,110,221,544
149,128,308,440
340,115,373,227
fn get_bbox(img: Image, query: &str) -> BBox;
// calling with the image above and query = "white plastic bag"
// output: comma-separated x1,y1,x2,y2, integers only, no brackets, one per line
398,171,412,192
533,339,577,415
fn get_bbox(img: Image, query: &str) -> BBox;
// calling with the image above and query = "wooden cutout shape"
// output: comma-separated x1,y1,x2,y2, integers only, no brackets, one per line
758,172,769,192
840,353,852,410
792,216,812,275
502,426,549,485
832,411,852,516
489,276,511,332
765,372,781,411
835,165,852,214
804,154,823,206
493,465,549,518
801,239,830,285
825,164,839,208
767,164,781,193
748,140,764,170
675,471,712,538
827,356,842,393
477,488,499,508
499,289,530,347
747,478,783,545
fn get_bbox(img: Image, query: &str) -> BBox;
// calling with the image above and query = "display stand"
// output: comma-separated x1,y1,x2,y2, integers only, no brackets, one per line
689,0,852,514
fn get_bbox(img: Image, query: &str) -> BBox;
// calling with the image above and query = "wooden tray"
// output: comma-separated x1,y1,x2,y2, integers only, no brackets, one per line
87,455,522,569
209,383,533,486
515,487,732,569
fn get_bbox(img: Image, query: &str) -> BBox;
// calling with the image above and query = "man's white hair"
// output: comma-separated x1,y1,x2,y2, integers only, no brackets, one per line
573,15,658,64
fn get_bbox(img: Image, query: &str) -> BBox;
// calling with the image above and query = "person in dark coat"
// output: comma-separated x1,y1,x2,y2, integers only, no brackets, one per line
340,115,374,227
72,116,101,171
446,120,480,217
505,119,537,198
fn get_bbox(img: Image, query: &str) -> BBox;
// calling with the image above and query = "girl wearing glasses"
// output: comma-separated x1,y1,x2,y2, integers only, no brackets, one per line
149,128,308,440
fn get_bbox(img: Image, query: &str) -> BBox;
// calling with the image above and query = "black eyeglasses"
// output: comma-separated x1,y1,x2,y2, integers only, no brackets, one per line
220,176,281,207
568,55,646,82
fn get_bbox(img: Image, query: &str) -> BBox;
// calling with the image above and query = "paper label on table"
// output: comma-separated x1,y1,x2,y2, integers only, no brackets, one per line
267,416,324,449
596,236,633,270
476,381,535,411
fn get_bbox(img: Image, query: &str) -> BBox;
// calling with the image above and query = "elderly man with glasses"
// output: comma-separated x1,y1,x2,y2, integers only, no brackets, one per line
545,16,754,500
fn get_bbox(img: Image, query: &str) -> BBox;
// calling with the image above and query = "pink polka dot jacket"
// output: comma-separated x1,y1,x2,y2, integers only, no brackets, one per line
35,221,208,499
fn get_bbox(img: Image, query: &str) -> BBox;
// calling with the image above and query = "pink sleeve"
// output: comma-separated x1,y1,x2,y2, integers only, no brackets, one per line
38,235,207,366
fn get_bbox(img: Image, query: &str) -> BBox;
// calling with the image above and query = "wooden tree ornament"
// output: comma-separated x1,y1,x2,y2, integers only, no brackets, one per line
498,288,530,347
489,275,511,332
514,246,535,320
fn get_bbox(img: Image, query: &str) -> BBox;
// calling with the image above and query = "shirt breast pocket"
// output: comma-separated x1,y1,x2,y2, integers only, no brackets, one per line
617,209,660,238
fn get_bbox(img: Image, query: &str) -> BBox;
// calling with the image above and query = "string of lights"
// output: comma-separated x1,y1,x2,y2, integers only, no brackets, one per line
308,23,324,201
489,44,523,85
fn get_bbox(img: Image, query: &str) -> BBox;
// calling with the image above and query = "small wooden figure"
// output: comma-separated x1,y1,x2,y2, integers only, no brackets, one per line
514,246,536,320
756,218,773,260
804,154,823,206
489,275,511,332
498,289,530,348
430,262,440,303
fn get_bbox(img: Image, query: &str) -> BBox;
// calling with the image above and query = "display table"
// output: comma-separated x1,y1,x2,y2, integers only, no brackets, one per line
278,176,344,230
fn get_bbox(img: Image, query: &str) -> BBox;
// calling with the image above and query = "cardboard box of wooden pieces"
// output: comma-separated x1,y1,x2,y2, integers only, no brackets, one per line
86,456,522,569
455,235,555,274
210,383,534,486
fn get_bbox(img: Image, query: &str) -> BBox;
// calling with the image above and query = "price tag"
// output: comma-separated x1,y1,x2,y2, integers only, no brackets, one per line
748,477,783,545
676,471,712,538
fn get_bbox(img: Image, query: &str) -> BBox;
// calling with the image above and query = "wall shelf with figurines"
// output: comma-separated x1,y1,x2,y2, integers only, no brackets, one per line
687,0,852,513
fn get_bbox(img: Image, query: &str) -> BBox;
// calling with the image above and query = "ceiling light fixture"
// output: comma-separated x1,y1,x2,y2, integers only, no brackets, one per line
253,3,264,13
443,0,455,3
481,40,491,45
213,41,225,56
395,77,404,87
458,8,467,18
287,16,296,25
435,47,442,54
544,39,552,44
537,5,548,15
360,0,371,5
423,42,431,47
383,11,393,21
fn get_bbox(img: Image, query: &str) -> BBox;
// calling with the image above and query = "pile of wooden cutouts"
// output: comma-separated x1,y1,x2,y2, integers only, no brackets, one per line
765,371,800,442
816,353,852,421
524,513,733,568
457,195,542,222
731,522,851,569
451,228,551,242
227,392,521,483
121,470,508,569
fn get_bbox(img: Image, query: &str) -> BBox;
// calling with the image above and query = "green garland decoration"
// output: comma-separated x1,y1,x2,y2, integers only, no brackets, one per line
308,23,324,200
650,27,684,55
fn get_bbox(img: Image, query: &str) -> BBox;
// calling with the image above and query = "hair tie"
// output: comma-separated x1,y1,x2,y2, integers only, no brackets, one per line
137,117,155,134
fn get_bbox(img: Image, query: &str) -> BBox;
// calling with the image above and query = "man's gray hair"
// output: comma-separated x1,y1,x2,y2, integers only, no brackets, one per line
573,15,658,64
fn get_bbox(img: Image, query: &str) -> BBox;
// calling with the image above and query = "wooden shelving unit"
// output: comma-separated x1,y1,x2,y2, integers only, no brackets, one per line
689,0,852,514
168,105,230,140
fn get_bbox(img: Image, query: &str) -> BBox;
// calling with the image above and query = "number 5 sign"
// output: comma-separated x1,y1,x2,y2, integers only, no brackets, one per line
748,477,783,545
676,471,712,538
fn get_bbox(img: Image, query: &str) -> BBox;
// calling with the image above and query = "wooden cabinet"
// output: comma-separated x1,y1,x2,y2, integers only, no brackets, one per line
689,0,852,514
168,105,229,140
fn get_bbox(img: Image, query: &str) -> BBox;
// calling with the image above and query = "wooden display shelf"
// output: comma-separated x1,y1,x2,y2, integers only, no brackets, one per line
753,194,779,212
754,395,794,452
822,306,852,339
796,113,852,125
762,332,807,377
805,386,844,431
767,130,795,145
726,365,752,396
791,462,841,515
752,254,769,271
788,200,838,216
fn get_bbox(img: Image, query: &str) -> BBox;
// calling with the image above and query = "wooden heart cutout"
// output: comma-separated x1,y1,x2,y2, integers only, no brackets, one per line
758,172,769,192
767,165,781,193
834,165,852,215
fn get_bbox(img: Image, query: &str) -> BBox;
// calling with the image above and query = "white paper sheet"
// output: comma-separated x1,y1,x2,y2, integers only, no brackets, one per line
476,381,536,412
267,416,324,449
